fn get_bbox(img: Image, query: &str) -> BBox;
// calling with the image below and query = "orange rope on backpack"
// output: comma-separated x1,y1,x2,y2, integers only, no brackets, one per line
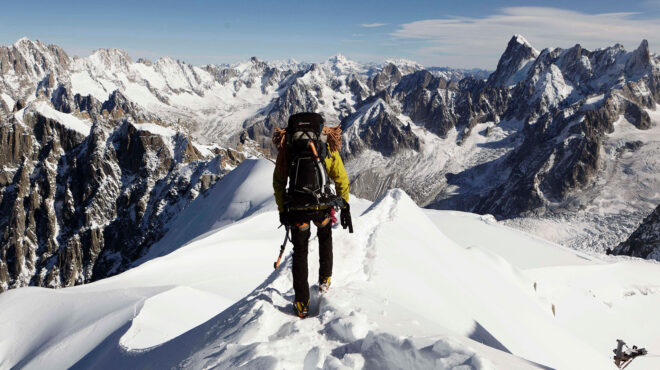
272,125,342,152
323,126,342,152
272,127,287,149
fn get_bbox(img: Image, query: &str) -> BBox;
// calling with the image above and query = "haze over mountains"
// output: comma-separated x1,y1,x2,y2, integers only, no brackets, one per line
0,35,658,291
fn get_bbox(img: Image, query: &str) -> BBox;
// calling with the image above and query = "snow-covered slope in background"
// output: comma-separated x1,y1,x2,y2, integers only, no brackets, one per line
1,159,659,369
133,158,277,263
68,51,280,143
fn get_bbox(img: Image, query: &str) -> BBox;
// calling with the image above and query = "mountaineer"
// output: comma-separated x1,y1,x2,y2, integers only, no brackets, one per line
272,112,352,318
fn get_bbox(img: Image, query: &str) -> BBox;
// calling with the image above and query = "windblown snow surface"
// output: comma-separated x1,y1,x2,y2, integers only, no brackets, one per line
1,159,659,369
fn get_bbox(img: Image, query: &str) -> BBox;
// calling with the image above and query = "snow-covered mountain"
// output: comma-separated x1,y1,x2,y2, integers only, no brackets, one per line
1,159,658,369
1,35,659,293
0,41,254,291
0,99,245,292
341,35,659,255
428,66,491,81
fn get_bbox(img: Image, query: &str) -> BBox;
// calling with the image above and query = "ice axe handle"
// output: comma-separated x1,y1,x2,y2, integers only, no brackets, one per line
273,246,285,270
273,226,289,270
308,141,318,157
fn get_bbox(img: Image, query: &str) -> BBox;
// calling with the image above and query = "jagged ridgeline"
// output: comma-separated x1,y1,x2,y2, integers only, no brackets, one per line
0,109,244,291
0,40,249,291
1,35,659,290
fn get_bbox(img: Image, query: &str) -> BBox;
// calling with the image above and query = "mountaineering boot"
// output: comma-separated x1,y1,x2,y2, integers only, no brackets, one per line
293,300,309,318
319,276,331,294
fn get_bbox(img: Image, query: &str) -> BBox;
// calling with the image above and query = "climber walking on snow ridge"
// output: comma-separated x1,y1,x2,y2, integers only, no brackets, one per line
272,112,352,318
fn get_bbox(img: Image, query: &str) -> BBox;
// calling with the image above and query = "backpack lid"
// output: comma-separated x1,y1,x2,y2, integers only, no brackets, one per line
287,112,324,135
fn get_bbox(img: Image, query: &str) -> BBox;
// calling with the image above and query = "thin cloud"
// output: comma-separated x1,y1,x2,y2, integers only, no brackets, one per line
391,7,660,68
361,23,388,28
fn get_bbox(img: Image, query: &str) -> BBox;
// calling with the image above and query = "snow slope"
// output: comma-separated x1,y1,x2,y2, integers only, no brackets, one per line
1,159,659,369
133,158,279,263
32,100,92,135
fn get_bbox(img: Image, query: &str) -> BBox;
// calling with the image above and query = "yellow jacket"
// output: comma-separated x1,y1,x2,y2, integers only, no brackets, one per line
273,146,349,213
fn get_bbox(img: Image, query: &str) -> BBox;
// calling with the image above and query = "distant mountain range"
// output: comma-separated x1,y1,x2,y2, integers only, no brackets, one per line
0,35,658,291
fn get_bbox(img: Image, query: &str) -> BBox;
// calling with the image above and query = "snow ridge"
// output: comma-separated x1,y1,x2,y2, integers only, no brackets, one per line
3,168,659,368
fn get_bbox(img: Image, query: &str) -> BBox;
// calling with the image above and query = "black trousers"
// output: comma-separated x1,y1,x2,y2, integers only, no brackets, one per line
289,210,333,303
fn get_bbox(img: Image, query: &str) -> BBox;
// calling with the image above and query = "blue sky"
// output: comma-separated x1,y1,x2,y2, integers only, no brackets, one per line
1,0,659,68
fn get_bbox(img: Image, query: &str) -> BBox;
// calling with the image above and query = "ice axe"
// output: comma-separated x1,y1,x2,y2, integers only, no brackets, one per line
273,225,290,269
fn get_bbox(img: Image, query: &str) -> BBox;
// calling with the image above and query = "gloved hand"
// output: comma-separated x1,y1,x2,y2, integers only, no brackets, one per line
340,203,353,233
279,211,289,226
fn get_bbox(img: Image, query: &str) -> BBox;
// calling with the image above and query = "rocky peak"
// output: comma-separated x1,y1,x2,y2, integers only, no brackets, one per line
587,44,628,82
231,57,266,72
383,58,423,75
101,89,153,121
487,34,540,87
12,36,32,46
625,39,651,77
137,58,153,66
395,69,445,92
11,37,51,59
369,63,403,92
0,38,71,96
202,64,238,84
609,204,660,261
322,54,363,76
342,97,420,159
12,38,68,68
249,56,272,75
87,48,133,74
555,44,593,86
328,53,349,64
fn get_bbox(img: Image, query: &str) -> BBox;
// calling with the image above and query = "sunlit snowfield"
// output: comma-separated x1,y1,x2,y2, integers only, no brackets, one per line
1,159,658,369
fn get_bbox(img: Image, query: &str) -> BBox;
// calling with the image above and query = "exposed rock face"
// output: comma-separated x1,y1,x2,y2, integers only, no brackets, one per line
0,38,70,98
487,35,539,87
227,37,658,227
342,96,421,159
428,66,491,82
369,63,403,92
0,102,242,292
610,205,660,261
466,39,659,219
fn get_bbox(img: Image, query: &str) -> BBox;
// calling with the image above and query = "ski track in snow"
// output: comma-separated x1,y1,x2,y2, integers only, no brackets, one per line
1,159,660,369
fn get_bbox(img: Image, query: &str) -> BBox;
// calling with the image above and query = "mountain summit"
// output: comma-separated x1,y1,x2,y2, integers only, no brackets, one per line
486,34,540,87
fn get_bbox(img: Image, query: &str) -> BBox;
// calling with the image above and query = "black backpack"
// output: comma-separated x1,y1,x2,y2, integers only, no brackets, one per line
285,112,334,210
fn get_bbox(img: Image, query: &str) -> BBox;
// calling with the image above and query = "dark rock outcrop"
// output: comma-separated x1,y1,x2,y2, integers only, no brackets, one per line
609,205,660,260
0,106,242,292
452,38,660,219
487,35,539,87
